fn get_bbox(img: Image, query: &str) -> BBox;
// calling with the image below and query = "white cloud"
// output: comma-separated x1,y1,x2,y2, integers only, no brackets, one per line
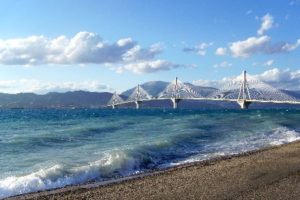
263,59,274,67
213,61,232,68
215,47,227,56
193,68,300,90
257,14,274,35
0,32,134,65
230,35,271,57
223,12,300,58
0,32,186,73
253,68,300,90
118,60,182,74
228,36,300,57
183,42,213,56
281,39,300,51
122,43,163,62
0,32,188,73
0,79,111,94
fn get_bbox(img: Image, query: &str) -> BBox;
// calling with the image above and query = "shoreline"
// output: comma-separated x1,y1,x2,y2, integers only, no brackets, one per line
6,140,300,199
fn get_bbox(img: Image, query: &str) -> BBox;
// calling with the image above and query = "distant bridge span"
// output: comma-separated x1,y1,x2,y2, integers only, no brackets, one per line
107,70,300,109
108,97,300,109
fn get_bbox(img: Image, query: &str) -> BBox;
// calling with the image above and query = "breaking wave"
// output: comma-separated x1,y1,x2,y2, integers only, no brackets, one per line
1,109,300,198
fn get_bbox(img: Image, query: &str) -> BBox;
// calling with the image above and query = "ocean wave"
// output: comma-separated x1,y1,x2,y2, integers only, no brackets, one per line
1,109,300,199
169,126,300,166
3,125,299,199
0,150,143,199
268,127,300,145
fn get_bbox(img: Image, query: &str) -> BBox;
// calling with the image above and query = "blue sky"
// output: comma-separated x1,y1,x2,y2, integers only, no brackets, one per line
0,0,300,93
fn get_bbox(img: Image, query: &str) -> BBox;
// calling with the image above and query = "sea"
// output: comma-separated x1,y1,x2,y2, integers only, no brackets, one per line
0,108,300,198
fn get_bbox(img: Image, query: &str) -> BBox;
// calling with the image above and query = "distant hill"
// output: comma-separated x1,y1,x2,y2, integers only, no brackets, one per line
283,90,300,99
122,81,218,97
122,81,169,97
0,91,119,108
0,81,299,109
121,81,221,109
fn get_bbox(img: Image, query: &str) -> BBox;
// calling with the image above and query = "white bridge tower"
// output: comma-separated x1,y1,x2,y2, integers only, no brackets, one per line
109,92,124,109
237,70,252,109
171,77,181,109
135,84,142,109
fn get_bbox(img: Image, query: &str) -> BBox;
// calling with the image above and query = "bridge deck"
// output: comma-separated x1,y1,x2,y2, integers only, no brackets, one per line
107,97,300,107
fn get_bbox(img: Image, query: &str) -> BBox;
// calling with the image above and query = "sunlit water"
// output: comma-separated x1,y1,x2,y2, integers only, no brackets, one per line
0,108,300,198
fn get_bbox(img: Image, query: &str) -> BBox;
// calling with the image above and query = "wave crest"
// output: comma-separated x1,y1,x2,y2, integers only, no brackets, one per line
0,149,144,199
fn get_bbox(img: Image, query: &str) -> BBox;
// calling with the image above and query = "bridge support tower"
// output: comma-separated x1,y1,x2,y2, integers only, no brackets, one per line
171,98,181,109
109,91,124,109
135,100,142,109
237,100,251,109
134,84,143,109
170,77,181,109
237,70,252,109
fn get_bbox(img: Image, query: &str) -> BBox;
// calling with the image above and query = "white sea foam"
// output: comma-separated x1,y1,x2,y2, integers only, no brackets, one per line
170,126,300,166
1,125,300,199
0,150,141,199
0,164,98,199
268,127,300,145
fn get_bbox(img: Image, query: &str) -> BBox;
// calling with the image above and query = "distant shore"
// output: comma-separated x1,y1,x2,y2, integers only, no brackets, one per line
7,141,300,200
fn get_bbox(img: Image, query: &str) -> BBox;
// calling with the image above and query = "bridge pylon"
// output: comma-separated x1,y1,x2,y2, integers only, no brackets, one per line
134,84,142,109
108,91,123,109
171,98,181,109
237,70,251,109
171,77,181,109
111,92,118,109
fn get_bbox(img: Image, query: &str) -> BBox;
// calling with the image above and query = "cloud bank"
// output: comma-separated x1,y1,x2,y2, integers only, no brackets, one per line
0,32,183,74
230,36,271,58
193,68,300,90
0,79,111,94
215,13,300,58
117,60,181,74
228,36,300,58
254,68,300,90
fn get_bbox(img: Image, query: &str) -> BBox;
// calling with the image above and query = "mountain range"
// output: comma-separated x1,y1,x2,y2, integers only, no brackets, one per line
0,81,299,109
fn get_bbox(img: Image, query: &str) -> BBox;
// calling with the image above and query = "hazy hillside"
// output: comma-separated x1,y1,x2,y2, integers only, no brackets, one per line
0,91,115,108
0,81,299,109
122,81,218,97
122,81,169,97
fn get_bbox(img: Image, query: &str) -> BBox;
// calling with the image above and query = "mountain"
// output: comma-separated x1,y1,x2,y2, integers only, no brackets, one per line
184,83,218,97
282,90,300,99
122,81,169,97
122,81,218,97
121,81,300,109
121,81,227,109
0,91,116,108
0,81,299,109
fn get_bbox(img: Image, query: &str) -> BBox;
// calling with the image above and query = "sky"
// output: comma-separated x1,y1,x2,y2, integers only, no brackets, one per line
0,0,300,93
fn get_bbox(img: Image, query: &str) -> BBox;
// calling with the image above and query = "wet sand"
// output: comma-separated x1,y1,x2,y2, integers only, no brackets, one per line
7,141,300,200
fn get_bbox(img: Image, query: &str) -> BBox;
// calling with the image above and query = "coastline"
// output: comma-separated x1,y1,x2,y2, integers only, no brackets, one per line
6,140,300,200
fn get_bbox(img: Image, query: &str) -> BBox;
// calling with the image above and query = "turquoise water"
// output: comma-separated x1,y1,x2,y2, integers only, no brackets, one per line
0,108,300,198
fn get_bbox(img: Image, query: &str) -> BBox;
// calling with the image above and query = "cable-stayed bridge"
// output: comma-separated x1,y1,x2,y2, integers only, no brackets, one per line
107,71,300,109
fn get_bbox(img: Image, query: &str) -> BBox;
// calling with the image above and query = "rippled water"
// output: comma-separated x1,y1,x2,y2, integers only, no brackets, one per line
0,108,300,198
